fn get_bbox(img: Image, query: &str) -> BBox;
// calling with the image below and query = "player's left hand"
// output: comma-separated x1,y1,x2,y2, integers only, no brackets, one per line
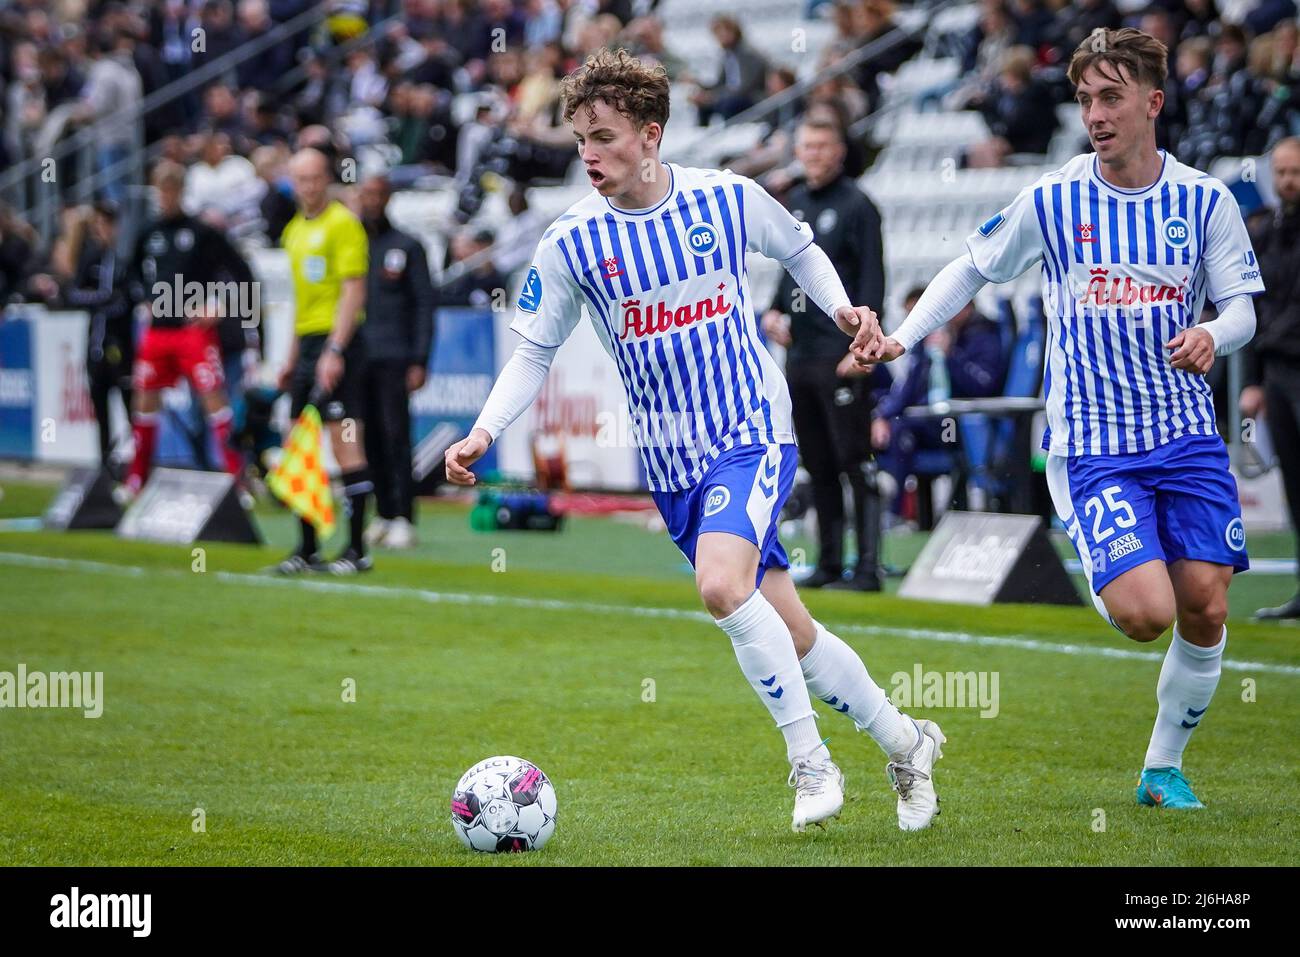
316,350,344,392
406,365,427,392
836,305,882,359
1166,326,1215,375
859,336,906,366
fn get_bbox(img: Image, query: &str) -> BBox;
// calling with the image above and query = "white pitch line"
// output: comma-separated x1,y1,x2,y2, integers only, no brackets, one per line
2,550,1298,677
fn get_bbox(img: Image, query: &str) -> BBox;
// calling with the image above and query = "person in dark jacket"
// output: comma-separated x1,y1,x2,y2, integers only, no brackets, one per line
853,0,924,113
690,16,769,125
438,228,506,308
32,201,134,470
1243,137,1300,619
967,46,1058,167
234,0,295,94
762,115,891,590
357,174,435,550
0,204,38,304
77,202,134,470
1048,0,1120,63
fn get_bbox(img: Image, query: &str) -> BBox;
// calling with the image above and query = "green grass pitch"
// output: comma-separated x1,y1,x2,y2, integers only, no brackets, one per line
1,477,1297,866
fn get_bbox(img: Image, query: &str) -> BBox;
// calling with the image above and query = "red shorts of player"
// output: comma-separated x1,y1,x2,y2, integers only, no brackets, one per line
132,325,225,394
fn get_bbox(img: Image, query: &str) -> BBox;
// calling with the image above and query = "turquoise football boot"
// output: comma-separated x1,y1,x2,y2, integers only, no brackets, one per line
1136,767,1205,809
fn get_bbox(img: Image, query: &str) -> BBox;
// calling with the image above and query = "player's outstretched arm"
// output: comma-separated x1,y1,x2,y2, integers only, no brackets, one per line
444,339,557,486
857,253,988,367
739,174,882,353
778,241,883,355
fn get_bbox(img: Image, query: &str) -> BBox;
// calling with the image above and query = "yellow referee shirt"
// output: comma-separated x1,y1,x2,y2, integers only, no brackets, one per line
281,200,369,336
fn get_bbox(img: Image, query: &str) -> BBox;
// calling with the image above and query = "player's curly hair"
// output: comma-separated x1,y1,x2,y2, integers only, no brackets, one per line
560,48,670,131
1068,27,1168,90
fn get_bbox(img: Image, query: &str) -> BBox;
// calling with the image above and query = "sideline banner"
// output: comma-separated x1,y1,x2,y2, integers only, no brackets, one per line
411,307,498,481
0,311,35,458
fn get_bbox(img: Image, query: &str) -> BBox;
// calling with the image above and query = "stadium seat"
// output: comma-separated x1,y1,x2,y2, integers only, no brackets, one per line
976,297,1048,507
1003,297,1046,400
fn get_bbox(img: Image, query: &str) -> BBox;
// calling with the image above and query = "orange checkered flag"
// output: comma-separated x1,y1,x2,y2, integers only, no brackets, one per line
267,404,336,537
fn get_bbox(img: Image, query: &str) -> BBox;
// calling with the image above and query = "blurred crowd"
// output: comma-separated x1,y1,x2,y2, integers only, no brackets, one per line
2,2,1299,295
944,0,1300,167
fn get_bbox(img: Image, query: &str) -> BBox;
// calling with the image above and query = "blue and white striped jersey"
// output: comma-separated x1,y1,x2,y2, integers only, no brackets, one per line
511,163,815,491
967,150,1264,457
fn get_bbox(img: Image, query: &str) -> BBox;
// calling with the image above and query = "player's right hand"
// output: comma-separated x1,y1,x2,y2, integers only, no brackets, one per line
276,364,294,392
836,351,870,378
871,417,892,450
445,428,493,486
1239,385,1265,418
760,309,792,347
857,336,905,367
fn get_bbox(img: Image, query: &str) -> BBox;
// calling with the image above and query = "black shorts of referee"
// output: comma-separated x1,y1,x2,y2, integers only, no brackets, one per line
289,334,367,422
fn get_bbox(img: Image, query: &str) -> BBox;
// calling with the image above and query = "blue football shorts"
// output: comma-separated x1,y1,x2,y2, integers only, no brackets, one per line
651,442,798,588
1046,432,1249,596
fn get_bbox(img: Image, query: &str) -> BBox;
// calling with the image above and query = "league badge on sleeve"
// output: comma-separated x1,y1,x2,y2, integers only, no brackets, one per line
977,212,1006,237
518,266,543,313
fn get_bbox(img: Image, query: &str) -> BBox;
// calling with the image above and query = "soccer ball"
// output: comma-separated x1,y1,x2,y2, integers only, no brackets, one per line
450,755,557,853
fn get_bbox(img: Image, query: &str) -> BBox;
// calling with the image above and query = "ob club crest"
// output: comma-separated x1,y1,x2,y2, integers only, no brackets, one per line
685,222,718,258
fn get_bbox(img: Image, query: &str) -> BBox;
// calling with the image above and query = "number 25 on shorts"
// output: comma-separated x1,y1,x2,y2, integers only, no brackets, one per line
1084,485,1136,542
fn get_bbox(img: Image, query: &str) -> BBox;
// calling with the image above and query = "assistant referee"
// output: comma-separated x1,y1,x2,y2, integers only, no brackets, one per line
277,147,373,575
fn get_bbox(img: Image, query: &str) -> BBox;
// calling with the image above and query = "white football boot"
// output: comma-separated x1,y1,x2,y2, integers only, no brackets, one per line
363,518,391,547
788,752,845,832
885,718,946,831
382,516,417,549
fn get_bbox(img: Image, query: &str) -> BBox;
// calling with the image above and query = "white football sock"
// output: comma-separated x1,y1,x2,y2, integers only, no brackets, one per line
801,620,917,759
1143,626,1225,771
716,590,827,764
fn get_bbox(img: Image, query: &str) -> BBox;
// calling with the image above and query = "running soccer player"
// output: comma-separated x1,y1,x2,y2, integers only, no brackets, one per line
445,49,947,833
861,28,1262,809
125,161,251,495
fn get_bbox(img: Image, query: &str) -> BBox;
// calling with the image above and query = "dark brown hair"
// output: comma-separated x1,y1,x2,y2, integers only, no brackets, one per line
560,48,670,131
1068,27,1168,90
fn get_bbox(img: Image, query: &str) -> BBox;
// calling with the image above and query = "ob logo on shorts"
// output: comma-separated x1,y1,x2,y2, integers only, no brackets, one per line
703,485,730,517
1225,517,1246,552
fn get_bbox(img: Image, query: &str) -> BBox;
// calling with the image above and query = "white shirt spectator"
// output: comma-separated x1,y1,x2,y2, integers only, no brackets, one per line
184,153,263,230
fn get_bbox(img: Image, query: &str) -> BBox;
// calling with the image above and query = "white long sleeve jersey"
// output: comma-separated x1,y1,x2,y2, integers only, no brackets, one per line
961,150,1263,457
508,162,849,492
